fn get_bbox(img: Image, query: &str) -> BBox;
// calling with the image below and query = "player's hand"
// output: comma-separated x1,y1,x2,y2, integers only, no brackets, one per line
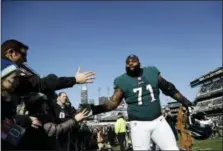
74,109,92,122
75,66,95,84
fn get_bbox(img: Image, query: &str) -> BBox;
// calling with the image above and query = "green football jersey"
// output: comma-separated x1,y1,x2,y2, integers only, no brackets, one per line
114,66,162,121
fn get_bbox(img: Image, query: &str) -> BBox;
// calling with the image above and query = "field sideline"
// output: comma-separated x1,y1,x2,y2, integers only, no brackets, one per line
112,136,222,151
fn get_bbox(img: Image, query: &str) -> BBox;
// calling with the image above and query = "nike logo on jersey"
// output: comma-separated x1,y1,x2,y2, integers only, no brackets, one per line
137,77,144,85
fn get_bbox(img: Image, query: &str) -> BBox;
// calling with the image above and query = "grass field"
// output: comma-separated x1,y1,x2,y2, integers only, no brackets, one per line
192,137,222,151
112,137,222,151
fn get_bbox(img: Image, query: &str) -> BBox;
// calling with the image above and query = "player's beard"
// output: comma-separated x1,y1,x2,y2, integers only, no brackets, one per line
126,63,142,77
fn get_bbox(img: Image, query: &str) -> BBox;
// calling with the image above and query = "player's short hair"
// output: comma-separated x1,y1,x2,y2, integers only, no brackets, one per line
126,54,139,63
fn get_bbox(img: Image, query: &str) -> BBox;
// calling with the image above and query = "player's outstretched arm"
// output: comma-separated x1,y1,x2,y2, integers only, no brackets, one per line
80,88,124,116
91,88,124,115
158,75,193,108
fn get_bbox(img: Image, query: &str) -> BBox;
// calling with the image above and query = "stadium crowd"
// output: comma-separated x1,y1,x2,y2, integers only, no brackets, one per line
1,39,133,151
1,39,96,151
1,39,222,151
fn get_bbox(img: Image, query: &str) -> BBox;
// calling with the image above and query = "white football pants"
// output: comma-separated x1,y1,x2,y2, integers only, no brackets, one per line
130,115,179,150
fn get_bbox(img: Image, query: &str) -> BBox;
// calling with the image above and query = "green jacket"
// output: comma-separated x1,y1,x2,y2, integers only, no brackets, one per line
115,118,126,134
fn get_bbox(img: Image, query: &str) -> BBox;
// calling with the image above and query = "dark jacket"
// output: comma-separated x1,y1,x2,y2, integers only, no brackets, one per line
2,59,79,150
1,96,32,128
16,94,80,150
1,96,32,150
54,103,77,123
12,74,77,150
15,74,76,96
53,102,78,150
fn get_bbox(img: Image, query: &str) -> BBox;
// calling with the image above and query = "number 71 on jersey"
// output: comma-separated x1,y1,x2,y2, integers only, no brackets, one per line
133,84,156,105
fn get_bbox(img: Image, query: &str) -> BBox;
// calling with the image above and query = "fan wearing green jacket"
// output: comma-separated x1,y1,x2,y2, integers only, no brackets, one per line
115,112,126,151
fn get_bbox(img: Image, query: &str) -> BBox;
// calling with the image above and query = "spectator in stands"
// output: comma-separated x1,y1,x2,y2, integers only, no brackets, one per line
115,112,126,151
126,124,132,149
1,39,28,64
55,92,76,123
1,39,96,150
54,92,78,150
82,120,90,150
108,124,114,146
97,126,105,150
1,39,95,122
87,127,98,150
1,59,42,150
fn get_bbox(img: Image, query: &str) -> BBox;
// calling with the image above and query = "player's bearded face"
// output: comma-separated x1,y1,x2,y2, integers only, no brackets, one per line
126,59,141,77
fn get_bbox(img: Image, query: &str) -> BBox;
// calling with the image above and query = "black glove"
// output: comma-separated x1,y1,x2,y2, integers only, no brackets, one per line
79,104,108,115
79,104,93,116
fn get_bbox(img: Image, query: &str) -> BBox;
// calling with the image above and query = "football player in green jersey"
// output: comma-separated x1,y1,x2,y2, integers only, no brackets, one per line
81,54,193,150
